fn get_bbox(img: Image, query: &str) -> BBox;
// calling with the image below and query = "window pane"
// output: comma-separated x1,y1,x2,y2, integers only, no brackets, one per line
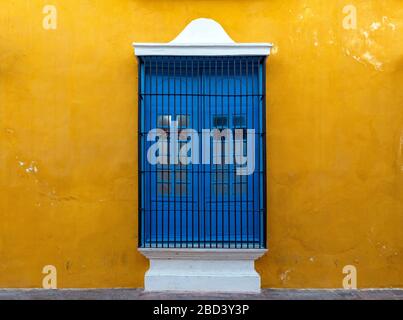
158,115,171,127
234,128,247,140
233,115,246,127
213,116,228,128
158,183,170,195
234,183,247,195
235,174,247,183
212,171,229,182
177,115,189,127
175,171,187,182
175,183,187,195
212,184,228,196
157,170,170,182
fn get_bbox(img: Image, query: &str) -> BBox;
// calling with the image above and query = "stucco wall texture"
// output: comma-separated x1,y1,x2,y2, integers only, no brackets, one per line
0,0,402,289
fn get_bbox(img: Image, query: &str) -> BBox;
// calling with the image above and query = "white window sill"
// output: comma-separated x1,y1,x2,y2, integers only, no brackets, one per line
139,248,267,293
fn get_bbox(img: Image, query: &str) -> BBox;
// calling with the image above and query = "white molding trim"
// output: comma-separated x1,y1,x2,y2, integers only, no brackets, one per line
139,248,267,260
139,249,267,293
133,18,272,56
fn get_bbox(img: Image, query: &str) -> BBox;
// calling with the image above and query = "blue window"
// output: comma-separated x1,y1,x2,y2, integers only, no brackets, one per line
139,56,267,248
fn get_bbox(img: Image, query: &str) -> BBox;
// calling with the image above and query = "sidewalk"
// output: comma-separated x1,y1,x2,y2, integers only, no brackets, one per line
0,289,402,300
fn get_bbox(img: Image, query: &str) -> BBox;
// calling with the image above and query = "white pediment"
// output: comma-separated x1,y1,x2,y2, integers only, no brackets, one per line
133,18,272,56
170,18,235,44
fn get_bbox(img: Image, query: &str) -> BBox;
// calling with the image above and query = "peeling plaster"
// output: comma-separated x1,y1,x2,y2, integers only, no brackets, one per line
343,16,398,72
15,157,79,204
270,45,279,55
313,31,319,47
343,38,384,71
280,270,292,283
382,16,397,31
370,22,381,31
361,51,383,71
17,159,39,174
25,163,39,174
5,128,15,135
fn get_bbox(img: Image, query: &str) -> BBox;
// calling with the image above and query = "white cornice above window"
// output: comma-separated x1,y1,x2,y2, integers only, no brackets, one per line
133,18,273,56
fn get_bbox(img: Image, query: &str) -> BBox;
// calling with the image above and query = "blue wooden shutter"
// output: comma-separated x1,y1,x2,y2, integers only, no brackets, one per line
139,56,267,249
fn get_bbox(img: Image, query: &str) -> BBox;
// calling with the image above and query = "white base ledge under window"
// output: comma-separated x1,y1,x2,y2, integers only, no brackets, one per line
139,248,267,293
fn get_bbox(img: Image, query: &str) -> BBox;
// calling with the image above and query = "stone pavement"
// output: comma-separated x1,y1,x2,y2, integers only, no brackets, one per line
0,289,402,300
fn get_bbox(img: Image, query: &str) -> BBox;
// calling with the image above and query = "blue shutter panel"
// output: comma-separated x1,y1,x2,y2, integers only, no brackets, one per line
139,56,266,249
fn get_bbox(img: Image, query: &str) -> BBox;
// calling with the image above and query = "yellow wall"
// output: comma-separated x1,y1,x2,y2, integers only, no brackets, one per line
0,0,402,289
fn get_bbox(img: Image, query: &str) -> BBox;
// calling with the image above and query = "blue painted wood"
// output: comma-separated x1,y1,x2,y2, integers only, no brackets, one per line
139,56,265,248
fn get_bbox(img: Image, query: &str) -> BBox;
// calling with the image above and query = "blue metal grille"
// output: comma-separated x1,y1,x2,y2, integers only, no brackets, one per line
138,56,267,248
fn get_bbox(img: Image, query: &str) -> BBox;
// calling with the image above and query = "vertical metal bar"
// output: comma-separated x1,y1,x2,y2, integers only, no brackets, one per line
262,57,268,249
203,58,212,248
238,57,242,248
143,58,147,248
138,57,143,248
246,57,252,248
147,58,153,247
258,60,265,248
227,58,230,248
144,57,148,247
243,58,249,248
221,57,224,249
161,58,165,247
241,57,248,248
210,58,213,248
174,58,178,248
194,57,197,248
204,57,207,249
149,57,159,248
234,57,237,249
215,58,219,248
181,58,184,247
179,57,183,247
259,57,262,248
246,58,255,248
165,58,169,248
164,57,175,247
251,58,255,248
197,58,204,248
155,57,159,248
185,57,189,248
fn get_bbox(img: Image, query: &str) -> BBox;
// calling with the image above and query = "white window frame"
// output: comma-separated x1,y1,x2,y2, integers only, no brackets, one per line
133,18,272,293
